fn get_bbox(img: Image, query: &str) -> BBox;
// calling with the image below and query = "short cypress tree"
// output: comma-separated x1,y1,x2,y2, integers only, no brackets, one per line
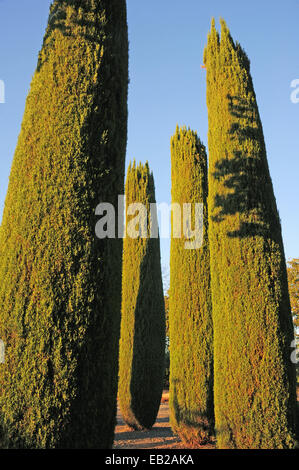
118,162,166,430
0,0,128,448
169,126,214,445
204,19,297,448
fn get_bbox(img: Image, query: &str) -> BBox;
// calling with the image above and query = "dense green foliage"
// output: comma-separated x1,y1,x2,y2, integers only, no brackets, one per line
169,126,214,445
0,0,128,448
164,292,170,388
287,259,299,386
118,162,165,430
287,259,299,331
204,19,297,448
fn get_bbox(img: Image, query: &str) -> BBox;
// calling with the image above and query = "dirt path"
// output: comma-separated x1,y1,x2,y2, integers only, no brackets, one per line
113,392,185,449
113,392,216,450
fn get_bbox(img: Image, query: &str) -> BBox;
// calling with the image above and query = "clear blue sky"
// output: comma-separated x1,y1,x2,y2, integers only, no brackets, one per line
0,0,298,274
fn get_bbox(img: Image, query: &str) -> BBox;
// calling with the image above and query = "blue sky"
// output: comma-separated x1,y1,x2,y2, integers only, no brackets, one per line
0,0,298,274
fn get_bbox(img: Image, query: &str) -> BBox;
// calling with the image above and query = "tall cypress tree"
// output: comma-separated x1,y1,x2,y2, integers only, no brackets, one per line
118,162,166,430
204,19,297,448
169,126,214,445
0,0,128,448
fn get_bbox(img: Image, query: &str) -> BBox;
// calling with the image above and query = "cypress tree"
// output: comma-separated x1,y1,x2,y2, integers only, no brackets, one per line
169,126,214,445
0,0,128,448
118,162,166,430
204,19,297,448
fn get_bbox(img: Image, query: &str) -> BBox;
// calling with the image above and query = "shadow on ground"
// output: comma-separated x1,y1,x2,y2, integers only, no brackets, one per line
113,393,216,450
113,399,184,449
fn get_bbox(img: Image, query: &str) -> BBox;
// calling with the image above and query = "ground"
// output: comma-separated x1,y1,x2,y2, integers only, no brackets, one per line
114,388,299,449
113,391,215,450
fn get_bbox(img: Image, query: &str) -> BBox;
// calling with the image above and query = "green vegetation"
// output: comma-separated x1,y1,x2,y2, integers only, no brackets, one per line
287,259,299,386
204,19,297,448
169,126,214,445
287,259,299,331
164,291,170,388
118,162,166,430
0,0,128,448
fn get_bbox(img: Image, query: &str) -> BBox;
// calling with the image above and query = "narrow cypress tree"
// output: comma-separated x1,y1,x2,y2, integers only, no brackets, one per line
0,0,128,448
169,126,214,445
204,19,297,448
118,162,166,430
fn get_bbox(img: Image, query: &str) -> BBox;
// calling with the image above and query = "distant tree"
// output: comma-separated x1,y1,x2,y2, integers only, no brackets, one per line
169,126,214,446
118,162,166,430
204,18,297,448
0,0,128,448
